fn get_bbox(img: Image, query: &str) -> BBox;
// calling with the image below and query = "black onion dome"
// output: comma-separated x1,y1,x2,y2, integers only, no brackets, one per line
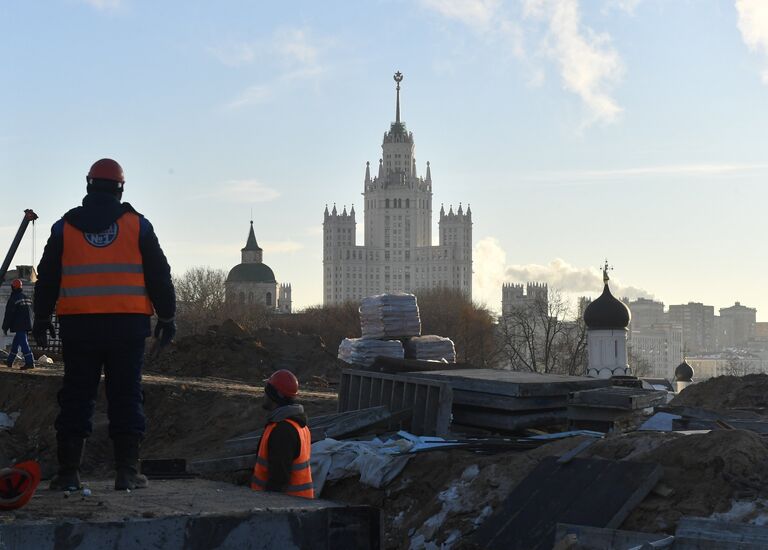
583,284,631,330
226,263,276,283
675,360,694,382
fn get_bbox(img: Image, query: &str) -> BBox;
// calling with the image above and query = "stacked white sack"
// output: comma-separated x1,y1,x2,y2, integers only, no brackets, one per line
404,335,457,363
338,338,405,367
360,293,421,339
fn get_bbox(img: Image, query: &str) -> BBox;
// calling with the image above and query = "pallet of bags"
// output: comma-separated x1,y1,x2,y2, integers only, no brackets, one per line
404,335,456,363
360,293,421,339
338,338,405,367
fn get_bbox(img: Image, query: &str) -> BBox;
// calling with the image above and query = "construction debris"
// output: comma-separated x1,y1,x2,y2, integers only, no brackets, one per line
404,335,456,363
359,293,421,339
407,368,609,432
338,337,404,367
567,387,668,432
337,369,453,436
470,456,663,550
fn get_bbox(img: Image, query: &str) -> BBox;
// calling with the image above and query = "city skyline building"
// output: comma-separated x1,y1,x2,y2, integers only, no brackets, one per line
323,73,472,305
668,302,716,355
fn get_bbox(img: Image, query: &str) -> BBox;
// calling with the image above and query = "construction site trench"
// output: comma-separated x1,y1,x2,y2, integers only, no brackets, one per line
4,329,768,548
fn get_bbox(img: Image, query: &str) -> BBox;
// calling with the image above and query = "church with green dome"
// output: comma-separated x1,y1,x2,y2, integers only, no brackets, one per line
225,222,291,313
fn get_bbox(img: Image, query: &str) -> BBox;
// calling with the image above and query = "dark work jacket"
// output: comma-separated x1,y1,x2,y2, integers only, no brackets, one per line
264,406,309,492
3,289,33,333
34,192,176,341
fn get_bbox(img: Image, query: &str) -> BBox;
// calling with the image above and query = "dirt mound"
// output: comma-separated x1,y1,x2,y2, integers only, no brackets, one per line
671,374,768,410
322,436,589,549
146,325,344,388
591,430,768,533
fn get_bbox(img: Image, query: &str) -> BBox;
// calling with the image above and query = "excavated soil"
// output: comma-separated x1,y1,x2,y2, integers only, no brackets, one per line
322,429,768,549
671,373,768,411
0,367,337,480
145,322,343,388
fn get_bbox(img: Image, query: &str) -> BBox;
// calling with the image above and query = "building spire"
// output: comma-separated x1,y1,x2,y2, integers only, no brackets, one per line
365,161,371,184
243,220,261,251
394,71,403,124
426,161,432,183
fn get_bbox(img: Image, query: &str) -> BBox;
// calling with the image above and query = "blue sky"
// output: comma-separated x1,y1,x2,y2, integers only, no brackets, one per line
2,0,768,317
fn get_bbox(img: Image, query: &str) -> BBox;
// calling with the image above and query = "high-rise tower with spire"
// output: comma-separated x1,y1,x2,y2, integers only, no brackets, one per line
323,73,473,305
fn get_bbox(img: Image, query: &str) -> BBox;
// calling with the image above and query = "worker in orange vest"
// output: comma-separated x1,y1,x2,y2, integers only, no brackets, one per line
33,158,176,492
251,370,314,499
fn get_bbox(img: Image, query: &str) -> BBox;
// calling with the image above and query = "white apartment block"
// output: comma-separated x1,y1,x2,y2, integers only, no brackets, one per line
323,73,472,305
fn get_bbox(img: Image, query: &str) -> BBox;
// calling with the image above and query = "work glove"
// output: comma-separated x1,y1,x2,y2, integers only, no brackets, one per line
32,318,56,348
153,318,176,348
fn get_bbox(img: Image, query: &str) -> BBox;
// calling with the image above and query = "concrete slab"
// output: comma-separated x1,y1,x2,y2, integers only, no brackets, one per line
0,479,380,550
406,369,611,397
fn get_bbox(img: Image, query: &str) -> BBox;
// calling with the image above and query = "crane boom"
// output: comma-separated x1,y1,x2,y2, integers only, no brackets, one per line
0,209,38,287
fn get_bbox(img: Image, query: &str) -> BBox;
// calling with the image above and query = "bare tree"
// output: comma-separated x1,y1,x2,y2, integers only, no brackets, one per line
497,289,587,375
415,288,499,367
722,356,750,377
173,266,271,336
174,267,228,336
627,348,654,378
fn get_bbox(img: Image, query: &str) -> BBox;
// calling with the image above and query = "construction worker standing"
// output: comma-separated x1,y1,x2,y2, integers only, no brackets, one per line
2,279,35,369
251,370,314,499
33,158,176,491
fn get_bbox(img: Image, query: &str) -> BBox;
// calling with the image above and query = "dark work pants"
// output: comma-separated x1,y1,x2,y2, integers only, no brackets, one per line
8,332,33,366
55,338,146,439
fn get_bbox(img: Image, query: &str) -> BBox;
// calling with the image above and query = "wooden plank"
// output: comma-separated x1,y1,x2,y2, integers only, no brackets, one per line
471,457,663,550
672,418,768,434
557,439,597,464
405,369,610,397
675,517,768,550
555,524,671,550
189,454,256,474
452,407,567,431
569,387,667,410
453,390,567,411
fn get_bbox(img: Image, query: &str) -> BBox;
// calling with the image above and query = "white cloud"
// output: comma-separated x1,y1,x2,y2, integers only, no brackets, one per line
735,0,768,84
420,0,625,126
473,237,652,311
273,28,320,67
81,0,121,10
520,162,768,184
209,42,257,68
226,85,272,109
603,0,642,15
192,180,280,203
420,0,501,29
524,0,624,125
216,27,328,109
262,240,304,254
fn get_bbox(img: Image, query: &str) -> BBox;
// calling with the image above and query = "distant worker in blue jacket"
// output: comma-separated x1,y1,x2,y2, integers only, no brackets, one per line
34,158,176,492
2,279,34,370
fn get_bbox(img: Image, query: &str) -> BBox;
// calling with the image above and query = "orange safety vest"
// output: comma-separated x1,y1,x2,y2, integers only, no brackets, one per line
250,418,314,499
57,212,154,316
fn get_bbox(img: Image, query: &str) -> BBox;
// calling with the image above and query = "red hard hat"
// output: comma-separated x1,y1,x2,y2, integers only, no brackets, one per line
11,279,22,290
0,460,41,511
87,158,125,183
266,370,299,398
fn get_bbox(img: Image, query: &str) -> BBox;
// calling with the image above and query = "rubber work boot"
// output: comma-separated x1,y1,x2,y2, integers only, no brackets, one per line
113,434,149,490
49,435,85,491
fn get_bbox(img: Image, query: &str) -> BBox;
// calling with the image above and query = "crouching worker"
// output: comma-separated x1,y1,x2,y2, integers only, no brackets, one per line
251,370,314,499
